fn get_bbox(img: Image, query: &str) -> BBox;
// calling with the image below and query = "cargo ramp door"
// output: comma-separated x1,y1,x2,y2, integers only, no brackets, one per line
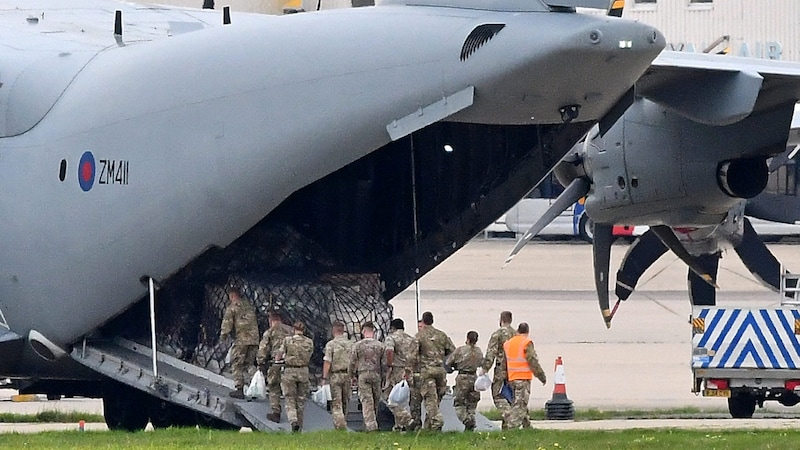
70,337,334,431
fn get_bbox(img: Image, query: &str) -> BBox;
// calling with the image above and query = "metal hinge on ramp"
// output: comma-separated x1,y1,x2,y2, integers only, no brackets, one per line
233,399,335,432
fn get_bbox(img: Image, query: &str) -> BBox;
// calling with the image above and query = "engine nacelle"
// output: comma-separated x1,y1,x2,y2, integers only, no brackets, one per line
579,98,791,226
717,158,769,199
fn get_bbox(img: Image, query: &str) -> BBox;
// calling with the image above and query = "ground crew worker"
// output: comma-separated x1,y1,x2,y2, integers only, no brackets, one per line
277,321,314,432
349,321,386,432
383,318,414,431
482,310,515,428
256,311,293,422
414,311,456,431
446,330,483,431
502,322,546,429
218,285,260,399
322,321,353,430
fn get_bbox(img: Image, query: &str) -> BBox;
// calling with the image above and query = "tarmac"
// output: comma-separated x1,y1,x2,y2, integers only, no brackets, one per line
3,238,800,431
393,238,800,414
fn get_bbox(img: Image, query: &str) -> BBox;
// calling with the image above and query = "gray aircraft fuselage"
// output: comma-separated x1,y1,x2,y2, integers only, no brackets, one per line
0,1,663,378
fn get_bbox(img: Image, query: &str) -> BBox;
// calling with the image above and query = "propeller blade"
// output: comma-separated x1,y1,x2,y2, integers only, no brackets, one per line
768,145,800,172
504,178,590,266
650,225,719,289
688,253,721,306
593,223,614,328
615,229,668,301
733,217,783,292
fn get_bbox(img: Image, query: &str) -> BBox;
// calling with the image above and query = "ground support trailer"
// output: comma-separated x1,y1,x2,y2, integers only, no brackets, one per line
691,272,800,418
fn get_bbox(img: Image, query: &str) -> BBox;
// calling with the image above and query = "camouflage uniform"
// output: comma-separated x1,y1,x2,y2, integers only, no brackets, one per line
408,373,422,430
219,298,260,389
503,339,546,429
414,325,456,431
349,336,386,432
383,329,415,430
257,322,293,416
323,335,354,430
482,325,515,424
279,332,314,430
446,343,484,430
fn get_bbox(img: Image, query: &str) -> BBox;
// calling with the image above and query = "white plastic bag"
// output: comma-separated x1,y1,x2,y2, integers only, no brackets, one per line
388,379,410,406
312,384,331,407
224,346,232,365
474,373,491,392
245,370,266,399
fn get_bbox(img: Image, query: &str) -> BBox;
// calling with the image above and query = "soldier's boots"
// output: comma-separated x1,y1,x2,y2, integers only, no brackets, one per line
267,412,281,423
291,421,300,432
464,419,476,431
229,388,245,399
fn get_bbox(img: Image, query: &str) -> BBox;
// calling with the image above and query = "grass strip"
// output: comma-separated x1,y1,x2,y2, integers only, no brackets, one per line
480,406,800,421
0,411,105,424
1,428,799,450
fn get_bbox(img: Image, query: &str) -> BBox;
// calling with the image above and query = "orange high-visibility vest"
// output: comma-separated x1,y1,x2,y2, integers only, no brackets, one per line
503,335,533,381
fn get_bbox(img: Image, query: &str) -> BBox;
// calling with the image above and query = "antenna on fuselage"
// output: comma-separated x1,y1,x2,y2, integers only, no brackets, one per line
113,10,124,46
223,6,231,25
114,10,122,35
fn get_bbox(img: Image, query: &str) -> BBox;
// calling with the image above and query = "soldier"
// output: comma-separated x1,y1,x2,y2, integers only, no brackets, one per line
218,285,260,399
321,320,353,430
348,321,386,432
502,322,546,429
414,311,455,431
481,310,515,428
445,330,483,431
256,311,294,423
408,319,424,430
277,321,314,432
383,318,414,431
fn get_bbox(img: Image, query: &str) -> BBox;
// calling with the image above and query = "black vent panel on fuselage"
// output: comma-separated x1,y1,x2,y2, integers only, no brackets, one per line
460,24,505,61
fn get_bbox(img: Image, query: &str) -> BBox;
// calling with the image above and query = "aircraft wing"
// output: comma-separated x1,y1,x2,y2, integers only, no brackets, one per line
635,51,800,127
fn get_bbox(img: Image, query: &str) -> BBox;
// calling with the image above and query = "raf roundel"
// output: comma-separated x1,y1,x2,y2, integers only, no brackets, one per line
78,151,95,192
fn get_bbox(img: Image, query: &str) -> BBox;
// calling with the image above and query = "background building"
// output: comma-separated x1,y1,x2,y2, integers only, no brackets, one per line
621,0,800,61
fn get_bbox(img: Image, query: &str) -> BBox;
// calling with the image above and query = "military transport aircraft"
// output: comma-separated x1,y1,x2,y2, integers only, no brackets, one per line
505,51,800,328
0,0,663,430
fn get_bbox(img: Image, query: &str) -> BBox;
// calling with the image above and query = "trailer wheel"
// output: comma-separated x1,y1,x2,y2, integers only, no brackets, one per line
578,214,594,243
728,394,756,418
103,385,149,431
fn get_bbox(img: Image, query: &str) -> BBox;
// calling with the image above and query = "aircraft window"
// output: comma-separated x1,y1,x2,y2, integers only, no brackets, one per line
634,0,656,3
526,188,543,199
525,174,565,199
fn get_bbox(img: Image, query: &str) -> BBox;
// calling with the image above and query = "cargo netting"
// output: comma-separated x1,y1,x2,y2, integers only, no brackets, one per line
126,224,393,377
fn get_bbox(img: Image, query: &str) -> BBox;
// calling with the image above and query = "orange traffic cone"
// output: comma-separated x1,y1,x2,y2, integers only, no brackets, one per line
544,356,574,420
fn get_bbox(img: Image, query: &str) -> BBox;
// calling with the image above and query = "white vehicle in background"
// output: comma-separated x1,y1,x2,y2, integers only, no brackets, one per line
488,173,800,242
493,174,642,242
